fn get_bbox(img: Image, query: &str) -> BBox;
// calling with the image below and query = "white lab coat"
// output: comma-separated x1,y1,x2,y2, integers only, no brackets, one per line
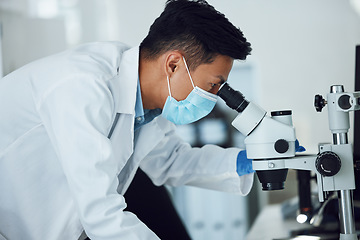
0,42,253,240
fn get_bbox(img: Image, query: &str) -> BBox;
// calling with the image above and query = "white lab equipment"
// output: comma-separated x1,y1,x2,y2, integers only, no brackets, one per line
218,83,359,240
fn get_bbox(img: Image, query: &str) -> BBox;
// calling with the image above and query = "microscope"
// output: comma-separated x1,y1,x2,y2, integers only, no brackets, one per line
218,83,360,240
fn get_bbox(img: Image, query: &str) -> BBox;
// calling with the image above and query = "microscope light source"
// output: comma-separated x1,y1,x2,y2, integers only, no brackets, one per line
296,214,308,224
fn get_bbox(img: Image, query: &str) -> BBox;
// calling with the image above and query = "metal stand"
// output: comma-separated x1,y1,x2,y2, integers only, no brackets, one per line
338,190,357,239
251,85,360,240
331,86,357,240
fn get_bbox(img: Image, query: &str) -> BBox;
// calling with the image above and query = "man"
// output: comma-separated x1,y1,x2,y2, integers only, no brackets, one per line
0,0,253,239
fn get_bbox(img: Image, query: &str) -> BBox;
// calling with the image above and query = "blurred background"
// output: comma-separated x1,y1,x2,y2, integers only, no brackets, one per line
1,0,360,239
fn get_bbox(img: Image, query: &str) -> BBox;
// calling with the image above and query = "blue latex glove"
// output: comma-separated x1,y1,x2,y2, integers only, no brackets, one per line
236,150,255,176
295,139,306,152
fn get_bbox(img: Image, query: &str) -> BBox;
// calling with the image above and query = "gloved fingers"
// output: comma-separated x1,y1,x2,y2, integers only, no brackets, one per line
236,150,255,176
295,139,306,152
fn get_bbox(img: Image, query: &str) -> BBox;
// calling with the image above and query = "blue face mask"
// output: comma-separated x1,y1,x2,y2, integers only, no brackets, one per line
162,57,218,125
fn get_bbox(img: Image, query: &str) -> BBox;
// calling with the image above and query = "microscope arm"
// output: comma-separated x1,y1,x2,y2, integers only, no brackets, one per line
252,143,356,203
252,155,317,172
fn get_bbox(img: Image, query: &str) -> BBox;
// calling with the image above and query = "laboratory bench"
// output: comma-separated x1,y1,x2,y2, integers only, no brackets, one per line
246,204,351,240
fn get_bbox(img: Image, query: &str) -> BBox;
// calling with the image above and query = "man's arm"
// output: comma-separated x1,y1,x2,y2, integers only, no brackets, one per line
140,117,254,195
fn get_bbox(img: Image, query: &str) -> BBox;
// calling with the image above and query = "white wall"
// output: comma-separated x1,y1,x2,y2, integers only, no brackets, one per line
209,0,360,154
0,23,3,77
2,0,359,152
0,11,67,74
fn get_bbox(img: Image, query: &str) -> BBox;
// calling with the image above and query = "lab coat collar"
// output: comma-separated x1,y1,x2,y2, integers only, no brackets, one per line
114,45,139,114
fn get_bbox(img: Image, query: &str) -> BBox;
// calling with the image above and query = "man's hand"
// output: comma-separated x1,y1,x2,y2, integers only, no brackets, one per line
236,150,254,176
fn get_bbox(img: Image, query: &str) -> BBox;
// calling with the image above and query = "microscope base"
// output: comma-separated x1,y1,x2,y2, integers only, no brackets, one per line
340,233,358,240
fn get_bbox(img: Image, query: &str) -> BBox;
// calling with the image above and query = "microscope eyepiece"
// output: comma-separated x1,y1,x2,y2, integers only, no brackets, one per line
217,83,249,113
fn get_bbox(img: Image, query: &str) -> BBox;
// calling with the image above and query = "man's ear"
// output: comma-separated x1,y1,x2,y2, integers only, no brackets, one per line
164,51,182,78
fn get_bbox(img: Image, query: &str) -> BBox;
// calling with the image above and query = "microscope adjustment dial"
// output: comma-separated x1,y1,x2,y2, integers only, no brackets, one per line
314,94,327,112
315,151,341,177
274,139,289,154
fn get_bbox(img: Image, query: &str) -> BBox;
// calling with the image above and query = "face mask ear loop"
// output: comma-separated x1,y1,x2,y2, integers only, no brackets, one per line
182,56,195,89
166,75,172,98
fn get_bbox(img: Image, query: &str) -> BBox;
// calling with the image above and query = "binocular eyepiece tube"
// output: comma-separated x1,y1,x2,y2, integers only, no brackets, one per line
217,82,249,113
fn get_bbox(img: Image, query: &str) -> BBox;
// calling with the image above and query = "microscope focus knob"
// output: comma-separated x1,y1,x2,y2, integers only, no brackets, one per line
315,151,341,177
274,139,289,154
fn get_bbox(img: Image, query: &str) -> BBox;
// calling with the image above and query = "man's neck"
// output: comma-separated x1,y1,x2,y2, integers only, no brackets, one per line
138,56,167,110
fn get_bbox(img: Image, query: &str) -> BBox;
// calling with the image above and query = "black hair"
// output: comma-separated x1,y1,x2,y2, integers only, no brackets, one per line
140,0,252,70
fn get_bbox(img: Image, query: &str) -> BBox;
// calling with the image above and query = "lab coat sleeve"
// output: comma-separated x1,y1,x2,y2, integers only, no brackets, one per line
35,78,159,240
140,117,254,196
